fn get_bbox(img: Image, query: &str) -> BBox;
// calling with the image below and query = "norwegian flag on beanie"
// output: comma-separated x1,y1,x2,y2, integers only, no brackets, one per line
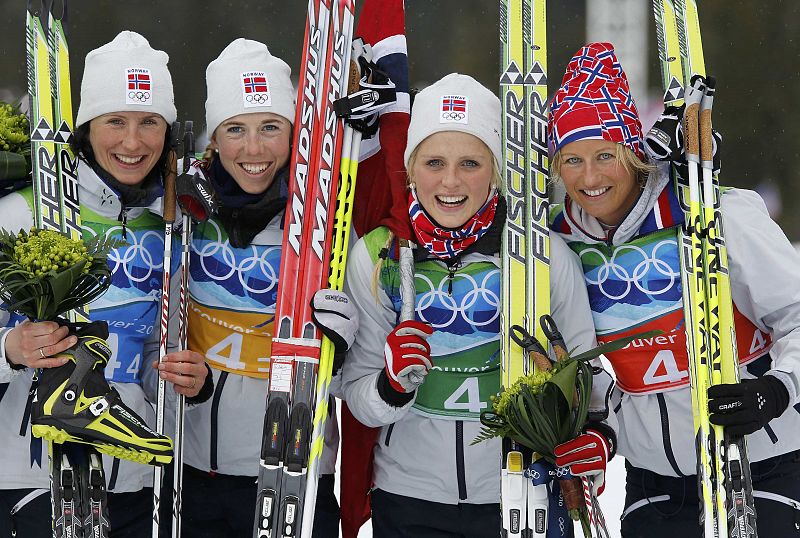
548,42,645,160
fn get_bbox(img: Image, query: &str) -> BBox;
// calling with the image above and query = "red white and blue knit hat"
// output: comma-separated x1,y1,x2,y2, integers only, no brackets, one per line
548,42,644,160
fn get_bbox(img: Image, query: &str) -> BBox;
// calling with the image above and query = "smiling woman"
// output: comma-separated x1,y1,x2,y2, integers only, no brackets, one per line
0,30,213,538
548,42,800,537
176,37,341,537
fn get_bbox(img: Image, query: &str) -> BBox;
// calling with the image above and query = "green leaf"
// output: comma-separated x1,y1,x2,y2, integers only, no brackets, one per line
545,360,579,411
570,330,662,362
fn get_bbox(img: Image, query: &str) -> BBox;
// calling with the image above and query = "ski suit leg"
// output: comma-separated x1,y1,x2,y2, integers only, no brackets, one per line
751,449,800,535
371,488,500,538
107,488,154,538
621,450,800,537
0,488,50,538
181,465,255,537
312,473,341,538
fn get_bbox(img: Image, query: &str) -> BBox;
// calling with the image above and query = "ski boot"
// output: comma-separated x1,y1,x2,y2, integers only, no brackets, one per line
31,321,174,465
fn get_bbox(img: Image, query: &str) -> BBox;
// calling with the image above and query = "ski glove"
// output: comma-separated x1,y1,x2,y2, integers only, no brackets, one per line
554,424,616,496
645,76,722,177
708,375,790,437
310,289,359,375
177,164,218,222
383,320,434,394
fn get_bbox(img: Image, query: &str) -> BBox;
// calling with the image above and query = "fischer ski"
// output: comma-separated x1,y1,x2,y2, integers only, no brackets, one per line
499,0,553,535
253,1,354,537
652,1,757,536
25,1,110,536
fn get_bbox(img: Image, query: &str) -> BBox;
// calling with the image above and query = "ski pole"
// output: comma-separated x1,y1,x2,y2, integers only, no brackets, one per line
171,120,193,538
152,122,181,538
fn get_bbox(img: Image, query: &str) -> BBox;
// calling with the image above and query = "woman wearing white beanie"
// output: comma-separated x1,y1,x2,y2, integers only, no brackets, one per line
0,31,211,537
334,73,599,536
177,38,339,537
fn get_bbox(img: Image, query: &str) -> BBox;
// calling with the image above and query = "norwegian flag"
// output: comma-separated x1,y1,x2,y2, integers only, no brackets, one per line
351,0,411,240
442,96,466,113
127,71,150,90
341,1,410,537
243,75,268,94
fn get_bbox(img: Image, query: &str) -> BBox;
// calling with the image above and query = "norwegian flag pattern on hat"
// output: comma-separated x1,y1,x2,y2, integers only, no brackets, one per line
548,42,645,160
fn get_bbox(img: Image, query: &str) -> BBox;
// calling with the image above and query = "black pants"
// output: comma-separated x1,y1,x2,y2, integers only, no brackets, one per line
0,487,153,538
621,449,800,537
371,488,501,538
181,465,340,538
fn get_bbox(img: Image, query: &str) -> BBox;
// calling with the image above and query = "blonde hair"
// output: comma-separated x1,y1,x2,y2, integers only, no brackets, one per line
550,143,655,187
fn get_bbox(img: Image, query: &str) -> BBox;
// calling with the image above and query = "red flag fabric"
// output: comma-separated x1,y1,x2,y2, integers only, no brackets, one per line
351,0,411,240
341,1,410,537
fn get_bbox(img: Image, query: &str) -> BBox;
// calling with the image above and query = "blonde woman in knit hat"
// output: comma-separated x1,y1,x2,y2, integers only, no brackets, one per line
334,73,598,537
0,31,211,537
173,38,340,537
549,42,800,536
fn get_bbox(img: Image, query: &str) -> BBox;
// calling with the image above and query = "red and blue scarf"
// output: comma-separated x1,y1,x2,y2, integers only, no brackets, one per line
408,187,499,260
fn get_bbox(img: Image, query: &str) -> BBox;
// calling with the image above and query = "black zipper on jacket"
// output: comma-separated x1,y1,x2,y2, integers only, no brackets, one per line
456,421,467,500
384,423,395,446
108,458,120,490
210,371,228,472
657,393,685,476
118,206,129,240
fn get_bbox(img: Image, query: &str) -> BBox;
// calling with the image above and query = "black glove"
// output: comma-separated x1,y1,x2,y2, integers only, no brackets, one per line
310,289,359,375
645,76,722,177
708,376,790,437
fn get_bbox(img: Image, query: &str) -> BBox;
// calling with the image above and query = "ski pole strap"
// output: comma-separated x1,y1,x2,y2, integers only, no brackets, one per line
699,77,716,169
524,460,574,538
509,324,552,371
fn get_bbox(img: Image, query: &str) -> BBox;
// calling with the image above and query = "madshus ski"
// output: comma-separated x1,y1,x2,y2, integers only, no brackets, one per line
253,1,355,537
25,1,110,536
652,1,757,536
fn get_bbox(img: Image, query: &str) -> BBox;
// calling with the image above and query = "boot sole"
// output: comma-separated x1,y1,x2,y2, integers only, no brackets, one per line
32,424,173,466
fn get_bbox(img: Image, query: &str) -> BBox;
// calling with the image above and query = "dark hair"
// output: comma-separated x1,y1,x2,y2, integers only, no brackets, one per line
71,120,173,178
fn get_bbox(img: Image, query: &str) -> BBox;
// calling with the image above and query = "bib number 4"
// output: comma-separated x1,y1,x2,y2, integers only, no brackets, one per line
643,350,689,386
443,377,488,414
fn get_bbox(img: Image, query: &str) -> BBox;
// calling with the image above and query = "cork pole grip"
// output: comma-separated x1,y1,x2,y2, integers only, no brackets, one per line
684,102,700,158
163,150,177,223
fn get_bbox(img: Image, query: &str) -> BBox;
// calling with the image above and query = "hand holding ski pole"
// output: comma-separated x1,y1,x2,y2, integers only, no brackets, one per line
644,75,722,177
554,429,612,496
153,350,208,398
708,376,790,437
383,320,434,393
311,288,359,376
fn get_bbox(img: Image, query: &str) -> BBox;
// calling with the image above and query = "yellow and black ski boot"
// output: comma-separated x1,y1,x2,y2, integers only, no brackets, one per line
31,321,173,465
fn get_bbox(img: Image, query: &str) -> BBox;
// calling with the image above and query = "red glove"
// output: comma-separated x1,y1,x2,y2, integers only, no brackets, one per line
554,429,611,495
384,320,434,394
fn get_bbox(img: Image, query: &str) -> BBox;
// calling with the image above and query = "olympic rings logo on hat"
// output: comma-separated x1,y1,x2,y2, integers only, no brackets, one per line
128,91,152,102
441,111,466,122
245,94,270,105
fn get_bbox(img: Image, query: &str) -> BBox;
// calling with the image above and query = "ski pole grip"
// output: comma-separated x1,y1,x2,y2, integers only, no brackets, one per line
183,120,195,174
699,77,716,165
163,152,177,224
683,78,704,162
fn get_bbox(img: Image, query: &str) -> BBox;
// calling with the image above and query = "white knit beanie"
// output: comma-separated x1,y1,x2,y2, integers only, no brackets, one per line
404,73,501,168
205,39,295,137
76,31,176,127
